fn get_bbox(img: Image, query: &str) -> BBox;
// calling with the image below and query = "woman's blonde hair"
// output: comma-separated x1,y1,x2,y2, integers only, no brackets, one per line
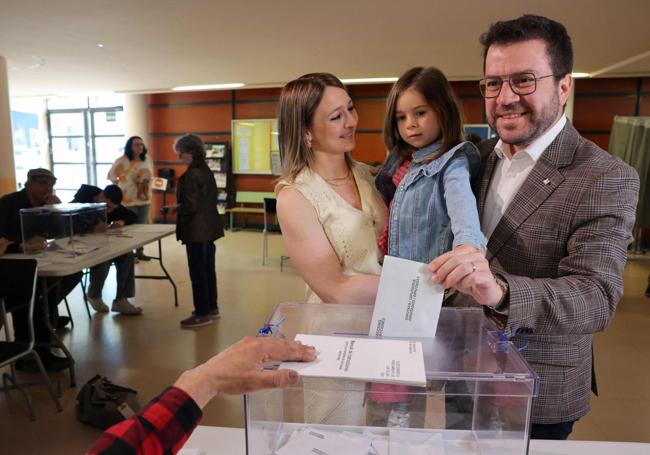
277,73,354,184
384,67,465,162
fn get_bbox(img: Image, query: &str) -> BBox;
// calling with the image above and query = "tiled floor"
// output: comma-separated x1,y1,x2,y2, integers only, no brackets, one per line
0,231,649,453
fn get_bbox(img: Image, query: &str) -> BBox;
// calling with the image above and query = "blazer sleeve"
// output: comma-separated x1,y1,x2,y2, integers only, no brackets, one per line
499,162,639,337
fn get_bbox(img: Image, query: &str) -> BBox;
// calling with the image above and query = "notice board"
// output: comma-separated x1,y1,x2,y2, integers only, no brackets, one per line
232,119,279,174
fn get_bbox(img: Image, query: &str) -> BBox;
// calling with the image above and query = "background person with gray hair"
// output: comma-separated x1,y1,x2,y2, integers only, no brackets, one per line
173,134,224,329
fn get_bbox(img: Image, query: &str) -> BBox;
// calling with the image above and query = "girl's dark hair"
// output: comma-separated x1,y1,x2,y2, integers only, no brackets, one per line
173,134,206,162
384,67,464,160
124,136,147,161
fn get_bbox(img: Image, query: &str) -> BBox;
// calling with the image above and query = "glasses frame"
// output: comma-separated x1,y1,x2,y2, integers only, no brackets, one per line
479,73,559,99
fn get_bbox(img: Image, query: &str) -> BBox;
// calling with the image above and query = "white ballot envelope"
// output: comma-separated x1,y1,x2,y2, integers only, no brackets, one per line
281,334,426,387
369,256,444,338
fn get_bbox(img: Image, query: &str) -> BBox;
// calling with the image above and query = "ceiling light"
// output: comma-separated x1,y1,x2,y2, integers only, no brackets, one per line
340,77,398,84
571,72,589,78
172,83,245,91
97,43,104,48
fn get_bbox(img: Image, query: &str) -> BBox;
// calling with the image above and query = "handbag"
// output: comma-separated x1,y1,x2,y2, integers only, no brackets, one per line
75,375,141,429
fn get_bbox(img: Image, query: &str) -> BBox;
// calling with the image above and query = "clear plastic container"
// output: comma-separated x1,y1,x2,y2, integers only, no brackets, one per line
20,203,108,256
245,302,537,455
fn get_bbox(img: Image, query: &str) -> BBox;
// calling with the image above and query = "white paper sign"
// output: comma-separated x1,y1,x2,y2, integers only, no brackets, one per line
369,256,444,338
281,334,426,387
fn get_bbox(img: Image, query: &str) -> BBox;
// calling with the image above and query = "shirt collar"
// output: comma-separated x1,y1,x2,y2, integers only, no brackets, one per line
412,140,443,163
494,115,567,162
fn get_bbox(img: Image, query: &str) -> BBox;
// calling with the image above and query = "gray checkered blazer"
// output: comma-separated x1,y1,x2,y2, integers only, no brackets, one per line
475,121,639,424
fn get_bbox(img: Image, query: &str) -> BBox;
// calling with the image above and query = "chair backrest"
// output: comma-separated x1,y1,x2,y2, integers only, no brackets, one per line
263,198,277,214
0,259,38,303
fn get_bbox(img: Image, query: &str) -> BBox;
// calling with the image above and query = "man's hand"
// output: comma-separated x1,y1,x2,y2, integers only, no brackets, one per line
174,336,316,408
0,237,13,256
109,220,125,229
428,246,503,307
45,194,61,204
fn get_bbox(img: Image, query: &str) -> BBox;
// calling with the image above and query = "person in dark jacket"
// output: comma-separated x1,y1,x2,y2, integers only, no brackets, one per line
72,184,142,315
174,134,224,328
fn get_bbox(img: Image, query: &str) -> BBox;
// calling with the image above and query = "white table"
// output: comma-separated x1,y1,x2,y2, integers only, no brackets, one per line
4,224,177,386
181,426,650,455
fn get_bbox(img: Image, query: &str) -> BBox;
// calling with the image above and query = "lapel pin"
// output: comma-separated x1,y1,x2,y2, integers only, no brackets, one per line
543,178,551,185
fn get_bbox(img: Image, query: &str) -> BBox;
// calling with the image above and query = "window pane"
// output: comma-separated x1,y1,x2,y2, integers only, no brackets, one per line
52,137,86,163
53,164,88,189
93,110,125,135
95,136,125,163
54,189,77,204
47,96,88,110
50,112,84,136
95,164,113,188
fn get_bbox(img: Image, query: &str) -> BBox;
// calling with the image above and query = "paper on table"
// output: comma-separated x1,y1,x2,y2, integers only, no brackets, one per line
275,427,372,455
369,256,444,338
281,334,426,387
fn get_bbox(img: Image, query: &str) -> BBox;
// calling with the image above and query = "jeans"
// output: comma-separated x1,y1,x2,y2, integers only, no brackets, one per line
185,241,218,316
8,272,82,344
128,204,150,255
88,252,135,300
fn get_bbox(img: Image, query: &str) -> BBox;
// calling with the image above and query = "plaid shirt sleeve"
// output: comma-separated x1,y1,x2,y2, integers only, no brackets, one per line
88,386,202,455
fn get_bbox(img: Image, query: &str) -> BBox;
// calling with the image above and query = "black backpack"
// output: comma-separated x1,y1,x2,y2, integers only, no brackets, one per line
75,375,140,430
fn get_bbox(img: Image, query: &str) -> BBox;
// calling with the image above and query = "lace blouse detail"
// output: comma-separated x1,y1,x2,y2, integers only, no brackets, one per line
277,163,387,302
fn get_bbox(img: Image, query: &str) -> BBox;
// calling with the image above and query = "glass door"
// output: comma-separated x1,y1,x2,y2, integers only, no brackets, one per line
48,110,88,203
48,101,124,202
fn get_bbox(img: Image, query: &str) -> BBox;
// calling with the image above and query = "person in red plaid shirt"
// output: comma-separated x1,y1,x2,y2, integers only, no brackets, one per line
88,337,316,454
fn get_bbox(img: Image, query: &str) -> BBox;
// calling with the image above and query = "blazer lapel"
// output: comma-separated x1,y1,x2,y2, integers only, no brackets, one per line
485,121,579,260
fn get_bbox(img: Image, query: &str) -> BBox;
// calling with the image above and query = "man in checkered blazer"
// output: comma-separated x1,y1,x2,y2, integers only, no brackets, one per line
429,15,639,440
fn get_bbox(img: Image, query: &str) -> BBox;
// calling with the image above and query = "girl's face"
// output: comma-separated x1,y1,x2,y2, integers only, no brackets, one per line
308,86,358,155
395,87,441,150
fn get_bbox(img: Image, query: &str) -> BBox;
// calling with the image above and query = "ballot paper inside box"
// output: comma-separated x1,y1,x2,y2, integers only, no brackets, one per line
20,203,108,256
245,302,537,455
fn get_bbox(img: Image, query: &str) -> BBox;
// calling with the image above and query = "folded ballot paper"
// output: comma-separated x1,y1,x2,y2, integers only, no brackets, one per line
281,334,426,387
369,255,445,338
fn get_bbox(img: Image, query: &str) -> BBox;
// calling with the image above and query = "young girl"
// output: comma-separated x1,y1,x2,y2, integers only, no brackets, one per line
370,67,485,428
376,66,485,262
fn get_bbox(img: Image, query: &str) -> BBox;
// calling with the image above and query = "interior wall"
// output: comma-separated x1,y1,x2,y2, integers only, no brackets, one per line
147,77,650,222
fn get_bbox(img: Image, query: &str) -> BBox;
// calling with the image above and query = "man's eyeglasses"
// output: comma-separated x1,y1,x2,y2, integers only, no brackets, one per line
479,73,559,98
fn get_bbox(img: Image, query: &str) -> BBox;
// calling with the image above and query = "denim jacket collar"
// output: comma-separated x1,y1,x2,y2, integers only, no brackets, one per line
412,140,443,163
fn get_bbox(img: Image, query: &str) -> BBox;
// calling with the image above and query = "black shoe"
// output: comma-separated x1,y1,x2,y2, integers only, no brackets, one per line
192,309,220,320
16,352,70,372
56,316,71,330
645,283,650,298
136,253,152,261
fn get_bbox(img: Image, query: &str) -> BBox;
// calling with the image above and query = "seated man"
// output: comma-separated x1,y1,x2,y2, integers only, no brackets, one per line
0,168,81,371
71,184,142,315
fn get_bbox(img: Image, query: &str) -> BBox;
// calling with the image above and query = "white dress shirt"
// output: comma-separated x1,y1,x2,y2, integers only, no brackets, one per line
482,115,567,240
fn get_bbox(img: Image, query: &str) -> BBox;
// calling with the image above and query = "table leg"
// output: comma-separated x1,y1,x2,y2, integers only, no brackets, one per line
134,239,178,307
40,278,76,387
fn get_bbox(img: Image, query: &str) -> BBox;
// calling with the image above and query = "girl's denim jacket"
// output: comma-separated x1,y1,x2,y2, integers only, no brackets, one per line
375,140,485,263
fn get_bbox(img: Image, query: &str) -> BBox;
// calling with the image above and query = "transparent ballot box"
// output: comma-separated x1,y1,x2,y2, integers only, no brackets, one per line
20,203,108,256
245,303,537,455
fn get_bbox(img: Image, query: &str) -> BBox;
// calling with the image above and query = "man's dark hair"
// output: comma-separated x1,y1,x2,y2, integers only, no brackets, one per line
124,136,148,161
480,14,573,79
102,184,123,205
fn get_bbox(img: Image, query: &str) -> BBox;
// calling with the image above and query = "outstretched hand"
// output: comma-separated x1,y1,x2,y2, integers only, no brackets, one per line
175,336,316,408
